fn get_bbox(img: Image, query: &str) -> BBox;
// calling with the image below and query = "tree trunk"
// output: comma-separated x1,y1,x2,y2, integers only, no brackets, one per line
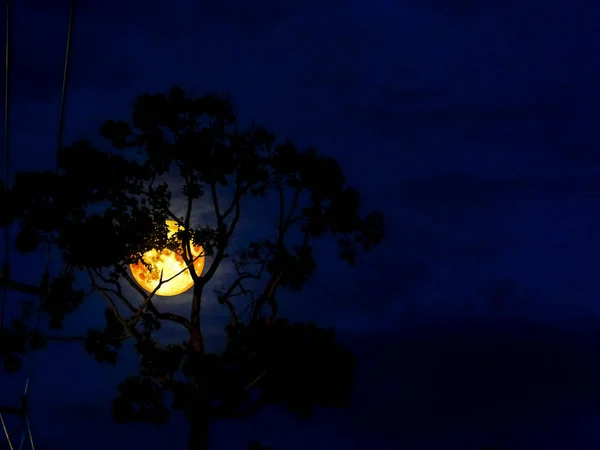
189,283,209,449
188,400,211,450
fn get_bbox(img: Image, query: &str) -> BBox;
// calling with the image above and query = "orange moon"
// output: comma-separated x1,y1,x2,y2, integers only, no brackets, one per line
129,220,205,296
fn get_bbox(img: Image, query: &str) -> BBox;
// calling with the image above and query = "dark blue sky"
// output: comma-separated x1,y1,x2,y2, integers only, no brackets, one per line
2,0,600,449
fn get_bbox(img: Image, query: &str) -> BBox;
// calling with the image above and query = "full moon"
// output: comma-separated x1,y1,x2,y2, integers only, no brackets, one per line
129,220,205,296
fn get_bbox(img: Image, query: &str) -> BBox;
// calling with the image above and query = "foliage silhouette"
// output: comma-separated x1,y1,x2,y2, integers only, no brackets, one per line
0,87,384,449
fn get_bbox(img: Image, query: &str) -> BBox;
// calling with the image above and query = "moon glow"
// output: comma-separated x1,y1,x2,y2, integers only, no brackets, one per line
129,220,205,296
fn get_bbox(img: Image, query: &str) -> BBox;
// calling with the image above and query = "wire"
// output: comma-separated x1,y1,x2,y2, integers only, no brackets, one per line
34,250,50,332
0,413,14,450
1,2,75,448
24,5,76,444
56,0,76,168
25,416,34,450
34,0,76,330
3,0,11,184
0,379,33,450
17,428,25,450
1,0,13,332
20,380,33,450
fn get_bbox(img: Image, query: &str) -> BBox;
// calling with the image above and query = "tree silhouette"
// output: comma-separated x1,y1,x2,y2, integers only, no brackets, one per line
0,87,384,449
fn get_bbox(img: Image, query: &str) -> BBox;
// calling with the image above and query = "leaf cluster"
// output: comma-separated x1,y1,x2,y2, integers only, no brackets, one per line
1,87,383,438
0,317,45,373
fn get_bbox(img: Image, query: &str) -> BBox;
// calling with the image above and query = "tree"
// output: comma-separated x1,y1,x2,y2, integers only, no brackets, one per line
0,87,384,449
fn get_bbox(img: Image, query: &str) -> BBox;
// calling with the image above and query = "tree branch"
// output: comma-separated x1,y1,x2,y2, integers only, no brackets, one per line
201,181,242,286
221,187,240,220
166,209,184,226
278,182,285,233
252,272,283,326
215,273,259,326
182,185,198,284
238,281,256,318
210,371,269,420
219,296,239,326
129,269,164,327
0,405,26,416
0,277,41,297
210,182,222,223
226,188,241,241
88,269,143,342
282,187,301,237
88,269,135,318
156,376,193,396
190,175,245,356
120,270,192,333
247,186,301,326
128,255,202,328
93,269,137,313
44,335,86,342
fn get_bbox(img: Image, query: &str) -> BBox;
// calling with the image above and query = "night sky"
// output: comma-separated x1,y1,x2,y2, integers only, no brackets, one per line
2,0,600,449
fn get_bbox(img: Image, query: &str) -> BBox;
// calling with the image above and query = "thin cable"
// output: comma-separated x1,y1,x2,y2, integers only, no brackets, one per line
56,0,76,168
17,430,25,450
33,250,50,331
1,0,14,331
1,4,72,448
3,0,11,183
25,416,34,450
34,0,76,331
22,13,77,447
0,413,14,450
21,380,33,450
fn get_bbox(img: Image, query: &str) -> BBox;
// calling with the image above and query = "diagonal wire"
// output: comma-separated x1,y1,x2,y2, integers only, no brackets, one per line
56,0,76,170
1,2,74,448
3,0,11,184
0,412,14,450
1,0,13,331
35,0,76,332
17,429,25,450
25,416,35,450
23,6,76,444
0,4,75,449
22,379,34,450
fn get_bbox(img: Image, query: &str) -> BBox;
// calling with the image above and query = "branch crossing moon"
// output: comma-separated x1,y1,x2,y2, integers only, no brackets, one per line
129,220,205,296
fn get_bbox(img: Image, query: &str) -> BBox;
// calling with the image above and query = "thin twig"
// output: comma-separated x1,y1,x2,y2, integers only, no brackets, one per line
129,269,164,327
44,335,86,342
243,371,267,392
119,269,192,332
